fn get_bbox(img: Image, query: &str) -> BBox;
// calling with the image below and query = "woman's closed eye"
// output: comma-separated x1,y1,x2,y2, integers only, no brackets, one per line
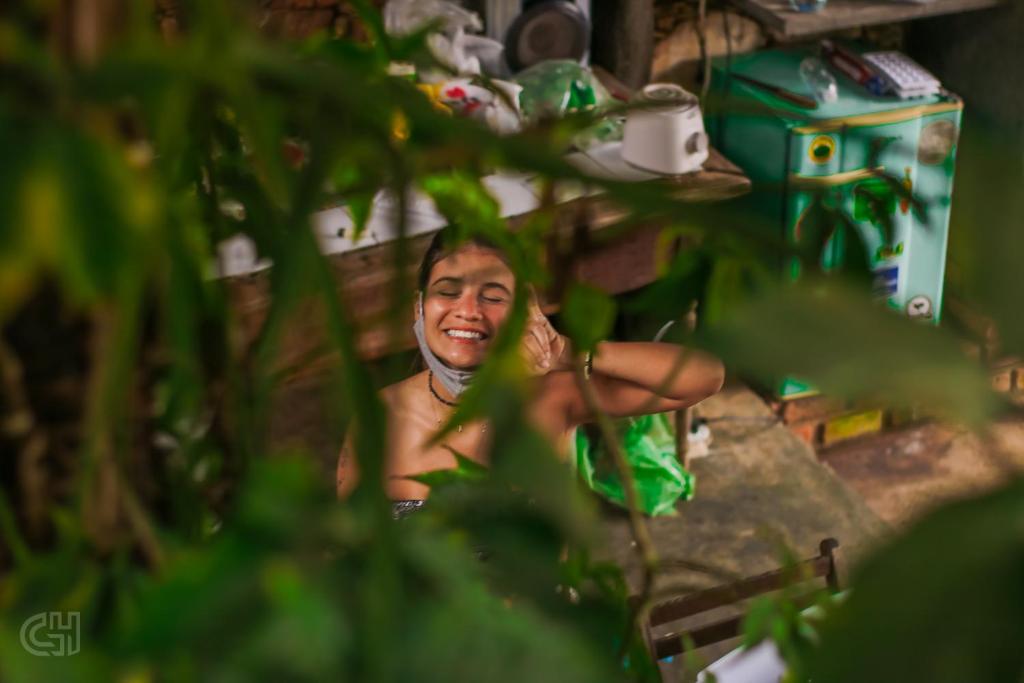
480,285,510,304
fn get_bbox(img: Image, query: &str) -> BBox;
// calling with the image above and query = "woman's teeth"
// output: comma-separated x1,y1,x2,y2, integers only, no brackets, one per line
446,329,483,340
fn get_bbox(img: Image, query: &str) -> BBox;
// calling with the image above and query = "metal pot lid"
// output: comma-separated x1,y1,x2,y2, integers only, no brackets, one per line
635,83,699,112
505,1,590,72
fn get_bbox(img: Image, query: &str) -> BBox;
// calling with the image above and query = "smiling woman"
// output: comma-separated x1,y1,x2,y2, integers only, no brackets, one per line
336,228,726,516
415,233,516,377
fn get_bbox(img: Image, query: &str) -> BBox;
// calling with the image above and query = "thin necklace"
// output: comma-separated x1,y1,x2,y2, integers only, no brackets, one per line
427,371,458,406
427,371,486,433
428,371,461,433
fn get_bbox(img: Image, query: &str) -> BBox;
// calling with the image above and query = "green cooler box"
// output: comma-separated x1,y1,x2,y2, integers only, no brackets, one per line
707,48,963,399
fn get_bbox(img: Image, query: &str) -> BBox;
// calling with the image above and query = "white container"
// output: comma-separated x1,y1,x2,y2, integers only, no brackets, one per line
217,234,271,278
622,83,709,175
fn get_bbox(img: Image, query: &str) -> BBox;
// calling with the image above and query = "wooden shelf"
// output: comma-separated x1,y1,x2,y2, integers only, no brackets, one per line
730,0,1003,39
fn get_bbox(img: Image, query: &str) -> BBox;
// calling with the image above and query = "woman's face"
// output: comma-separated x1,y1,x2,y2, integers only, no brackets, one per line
420,245,515,369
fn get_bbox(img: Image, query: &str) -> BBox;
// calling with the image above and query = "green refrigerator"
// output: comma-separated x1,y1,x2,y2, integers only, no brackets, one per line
708,48,963,399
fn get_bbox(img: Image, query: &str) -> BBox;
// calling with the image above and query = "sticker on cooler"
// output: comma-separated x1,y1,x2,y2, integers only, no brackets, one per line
872,264,899,298
906,295,933,319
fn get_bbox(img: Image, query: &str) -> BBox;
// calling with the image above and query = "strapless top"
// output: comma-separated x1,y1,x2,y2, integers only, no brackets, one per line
391,499,425,520
391,499,493,560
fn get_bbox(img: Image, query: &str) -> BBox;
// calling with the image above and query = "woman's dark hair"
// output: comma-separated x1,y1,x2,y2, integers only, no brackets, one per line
416,227,512,292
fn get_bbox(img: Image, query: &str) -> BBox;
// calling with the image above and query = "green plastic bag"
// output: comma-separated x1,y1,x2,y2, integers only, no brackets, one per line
575,413,695,516
512,60,623,148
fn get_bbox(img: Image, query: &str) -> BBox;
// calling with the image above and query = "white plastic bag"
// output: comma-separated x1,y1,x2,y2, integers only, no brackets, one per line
383,0,481,36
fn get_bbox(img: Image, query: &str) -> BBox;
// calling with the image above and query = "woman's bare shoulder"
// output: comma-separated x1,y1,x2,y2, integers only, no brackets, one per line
380,371,427,410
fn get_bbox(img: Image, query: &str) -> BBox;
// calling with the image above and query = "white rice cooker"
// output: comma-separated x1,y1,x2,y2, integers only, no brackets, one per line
622,83,709,176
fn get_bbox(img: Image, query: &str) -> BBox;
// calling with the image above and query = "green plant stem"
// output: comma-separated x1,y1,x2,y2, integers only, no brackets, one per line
698,0,712,103
570,357,659,660
80,277,166,572
113,463,166,571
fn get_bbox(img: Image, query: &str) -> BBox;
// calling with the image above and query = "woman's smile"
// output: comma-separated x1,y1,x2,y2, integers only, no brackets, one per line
443,327,489,343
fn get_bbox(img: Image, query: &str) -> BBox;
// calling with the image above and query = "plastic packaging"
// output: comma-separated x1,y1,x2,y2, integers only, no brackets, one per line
821,39,887,97
423,29,480,80
383,0,481,36
799,57,838,104
514,61,605,117
788,0,827,11
384,0,485,80
575,413,695,517
434,78,523,134
461,34,508,78
512,60,622,147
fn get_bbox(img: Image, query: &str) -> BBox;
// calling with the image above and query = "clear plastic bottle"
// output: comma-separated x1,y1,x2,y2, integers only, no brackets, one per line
799,56,838,104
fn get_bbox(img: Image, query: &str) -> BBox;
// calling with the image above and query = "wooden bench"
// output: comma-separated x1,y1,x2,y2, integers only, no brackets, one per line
641,537,840,661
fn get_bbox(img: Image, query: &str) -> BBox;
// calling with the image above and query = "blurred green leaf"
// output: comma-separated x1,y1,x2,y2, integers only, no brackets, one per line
562,283,616,352
942,124,1024,353
808,478,1024,683
705,279,996,425
409,449,488,488
420,171,505,240
347,192,374,240
2,4,1021,683
703,256,750,326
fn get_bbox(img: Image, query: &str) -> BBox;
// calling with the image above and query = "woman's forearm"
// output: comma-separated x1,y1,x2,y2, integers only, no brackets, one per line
589,341,725,402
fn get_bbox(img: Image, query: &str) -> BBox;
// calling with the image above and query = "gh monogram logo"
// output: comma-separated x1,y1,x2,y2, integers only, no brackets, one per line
19,611,81,656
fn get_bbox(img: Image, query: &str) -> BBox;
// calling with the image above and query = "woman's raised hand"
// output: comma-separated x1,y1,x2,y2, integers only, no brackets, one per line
521,296,569,376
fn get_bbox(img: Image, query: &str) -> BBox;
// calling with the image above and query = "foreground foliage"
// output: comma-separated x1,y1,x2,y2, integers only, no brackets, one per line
0,2,1021,681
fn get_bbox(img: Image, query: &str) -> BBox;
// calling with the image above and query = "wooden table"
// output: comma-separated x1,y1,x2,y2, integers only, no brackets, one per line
730,0,1003,39
227,148,750,379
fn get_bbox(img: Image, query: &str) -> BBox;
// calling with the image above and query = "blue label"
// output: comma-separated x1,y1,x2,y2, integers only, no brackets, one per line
872,265,899,297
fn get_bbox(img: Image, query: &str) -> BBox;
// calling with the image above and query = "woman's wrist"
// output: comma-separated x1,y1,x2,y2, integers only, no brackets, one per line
555,338,599,375
553,335,575,371
586,341,605,376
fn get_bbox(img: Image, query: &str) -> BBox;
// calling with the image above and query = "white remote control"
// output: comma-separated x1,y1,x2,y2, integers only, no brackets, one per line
862,51,942,99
